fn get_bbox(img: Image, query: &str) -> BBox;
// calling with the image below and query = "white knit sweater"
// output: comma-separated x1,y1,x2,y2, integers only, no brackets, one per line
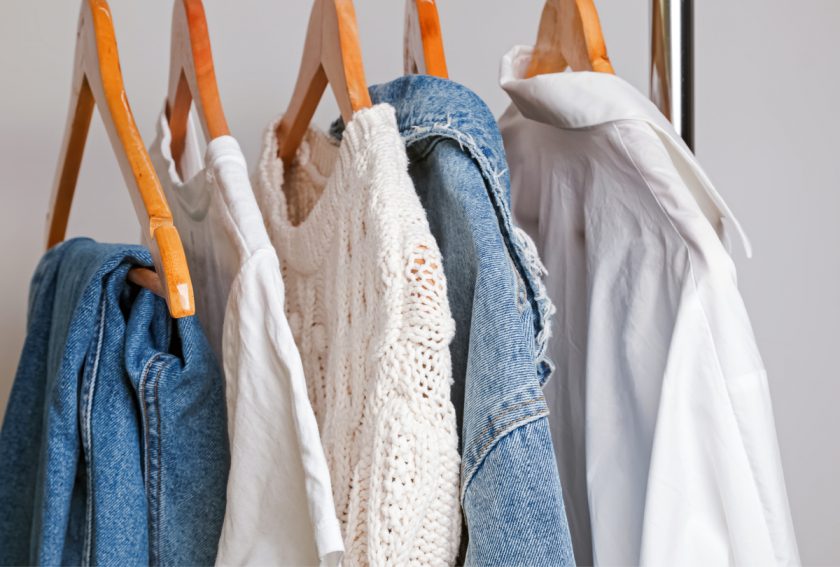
254,105,461,567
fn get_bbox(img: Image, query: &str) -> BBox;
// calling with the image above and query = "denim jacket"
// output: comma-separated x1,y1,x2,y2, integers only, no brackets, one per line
332,77,575,566
0,239,228,566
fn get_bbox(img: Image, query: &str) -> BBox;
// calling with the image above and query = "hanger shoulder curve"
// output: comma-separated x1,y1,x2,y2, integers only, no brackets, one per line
324,0,371,118
277,0,371,166
168,0,230,168
403,0,448,78
526,0,614,78
47,0,194,318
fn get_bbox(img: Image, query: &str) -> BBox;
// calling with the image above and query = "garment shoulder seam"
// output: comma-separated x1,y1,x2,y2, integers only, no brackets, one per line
222,246,286,342
460,405,548,502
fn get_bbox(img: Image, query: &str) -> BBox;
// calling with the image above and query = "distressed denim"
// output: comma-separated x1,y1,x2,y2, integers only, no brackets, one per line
0,238,228,566
332,77,575,566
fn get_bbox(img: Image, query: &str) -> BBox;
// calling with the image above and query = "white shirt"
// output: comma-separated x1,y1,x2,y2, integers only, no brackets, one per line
150,112,343,567
499,46,799,567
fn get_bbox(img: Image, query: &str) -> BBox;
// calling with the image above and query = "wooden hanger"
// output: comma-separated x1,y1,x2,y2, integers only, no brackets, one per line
403,0,448,78
276,0,372,166
47,0,195,318
526,0,614,78
167,0,230,171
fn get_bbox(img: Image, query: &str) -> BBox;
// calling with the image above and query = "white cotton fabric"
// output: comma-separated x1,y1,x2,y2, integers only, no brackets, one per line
150,111,343,567
253,104,462,567
499,46,799,567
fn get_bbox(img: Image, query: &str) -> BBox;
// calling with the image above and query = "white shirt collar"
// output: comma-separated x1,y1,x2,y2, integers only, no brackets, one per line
500,45,752,258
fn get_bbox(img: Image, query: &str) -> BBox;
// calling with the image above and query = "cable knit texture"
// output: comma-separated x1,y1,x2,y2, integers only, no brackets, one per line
254,104,461,567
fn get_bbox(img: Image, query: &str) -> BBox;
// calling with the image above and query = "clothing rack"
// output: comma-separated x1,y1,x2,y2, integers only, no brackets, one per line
650,0,694,150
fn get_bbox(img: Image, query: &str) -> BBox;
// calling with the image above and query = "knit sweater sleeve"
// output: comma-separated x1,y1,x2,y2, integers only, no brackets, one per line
364,232,462,566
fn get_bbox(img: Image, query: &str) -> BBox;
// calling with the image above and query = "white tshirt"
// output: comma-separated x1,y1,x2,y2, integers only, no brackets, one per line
499,46,799,567
150,112,343,567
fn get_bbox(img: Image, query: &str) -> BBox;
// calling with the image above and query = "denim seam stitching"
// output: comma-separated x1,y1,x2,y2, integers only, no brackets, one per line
139,352,166,564
138,354,163,490
82,298,108,567
474,398,545,453
154,363,163,565
402,124,554,380
460,400,549,502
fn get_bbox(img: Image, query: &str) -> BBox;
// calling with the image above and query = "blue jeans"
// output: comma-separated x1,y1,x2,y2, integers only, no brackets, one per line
0,238,228,566
332,77,576,566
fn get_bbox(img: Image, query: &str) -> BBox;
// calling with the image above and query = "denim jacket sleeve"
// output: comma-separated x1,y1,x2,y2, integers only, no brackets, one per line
426,141,572,567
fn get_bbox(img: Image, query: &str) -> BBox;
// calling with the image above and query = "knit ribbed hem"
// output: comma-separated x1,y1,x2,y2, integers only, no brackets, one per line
254,104,402,276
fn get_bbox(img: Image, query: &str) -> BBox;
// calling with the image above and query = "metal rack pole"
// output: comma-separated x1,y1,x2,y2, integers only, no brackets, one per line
650,0,694,150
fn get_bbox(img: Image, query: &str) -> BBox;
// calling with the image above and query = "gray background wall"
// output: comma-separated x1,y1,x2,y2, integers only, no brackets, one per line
0,1,837,564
